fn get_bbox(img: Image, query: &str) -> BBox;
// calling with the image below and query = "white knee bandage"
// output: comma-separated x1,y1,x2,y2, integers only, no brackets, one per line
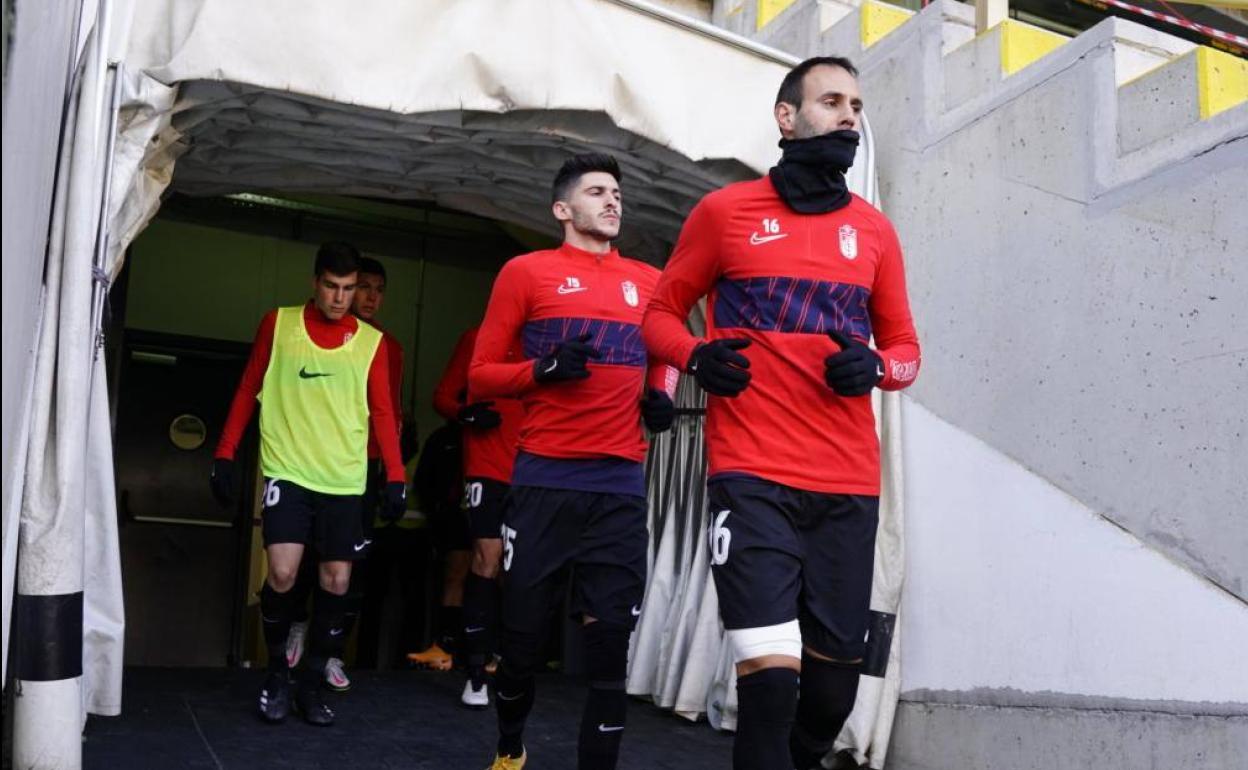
726,620,802,663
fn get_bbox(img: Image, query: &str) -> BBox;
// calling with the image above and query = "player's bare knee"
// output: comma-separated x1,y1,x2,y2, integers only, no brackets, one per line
266,566,298,593
318,566,350,595
803,645,862,667
471,541,501,578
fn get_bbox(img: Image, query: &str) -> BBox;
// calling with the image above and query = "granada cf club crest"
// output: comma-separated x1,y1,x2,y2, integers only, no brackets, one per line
621,280,639,307
839,224,858,260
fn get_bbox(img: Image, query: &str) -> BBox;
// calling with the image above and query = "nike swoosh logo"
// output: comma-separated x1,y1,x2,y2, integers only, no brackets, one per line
353,542,368,552
498,692,524,701
749,232,789,246
299,366,332,379
556,285,588,294
465,626,486,634
542,360,558,374
330,628,344,636
630,605,642,617
598,724,625,732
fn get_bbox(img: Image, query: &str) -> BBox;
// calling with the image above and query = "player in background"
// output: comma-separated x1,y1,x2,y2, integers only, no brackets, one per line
430,325,525,708
211,242,407,726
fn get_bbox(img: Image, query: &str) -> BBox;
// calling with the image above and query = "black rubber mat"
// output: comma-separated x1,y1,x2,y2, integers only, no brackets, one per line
83,667,733,769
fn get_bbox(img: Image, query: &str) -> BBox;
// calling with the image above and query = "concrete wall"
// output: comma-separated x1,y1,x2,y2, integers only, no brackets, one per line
710,1,1247,766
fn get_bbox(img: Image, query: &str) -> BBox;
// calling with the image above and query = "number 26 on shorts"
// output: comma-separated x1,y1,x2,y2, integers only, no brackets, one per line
263,479,281,508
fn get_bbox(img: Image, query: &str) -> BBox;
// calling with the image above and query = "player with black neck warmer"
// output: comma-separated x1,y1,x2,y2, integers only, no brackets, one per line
768,128,860,214
644,56,921,770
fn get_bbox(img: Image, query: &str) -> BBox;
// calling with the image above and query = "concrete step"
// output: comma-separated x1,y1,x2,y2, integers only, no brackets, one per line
730,0,1245,166
1118,44,1248,152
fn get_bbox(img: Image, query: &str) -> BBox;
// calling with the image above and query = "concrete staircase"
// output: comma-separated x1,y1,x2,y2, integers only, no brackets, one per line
701,5,1248,769
721,0,1245,182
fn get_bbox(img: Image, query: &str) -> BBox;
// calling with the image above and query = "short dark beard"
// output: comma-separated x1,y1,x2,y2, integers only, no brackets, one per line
570,209,617,242
792,110,822,140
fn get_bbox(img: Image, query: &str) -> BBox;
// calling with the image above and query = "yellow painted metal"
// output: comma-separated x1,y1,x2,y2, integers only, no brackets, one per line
757,0,798,30
999,19,1068,75
861,0,915,48
1197,46,1248,118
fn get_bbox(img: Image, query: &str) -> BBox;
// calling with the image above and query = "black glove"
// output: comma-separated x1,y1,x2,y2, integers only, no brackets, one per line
687,338,752,397
380,481,407,523
209,458,235,507
457,401,501,430
640,388,675,433
825,329,884,397
533,333,602,383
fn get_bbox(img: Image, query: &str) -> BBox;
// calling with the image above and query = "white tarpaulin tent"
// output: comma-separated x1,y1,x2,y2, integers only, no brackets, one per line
5,1,904,767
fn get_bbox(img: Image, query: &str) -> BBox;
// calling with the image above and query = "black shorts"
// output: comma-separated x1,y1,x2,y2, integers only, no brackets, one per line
360,459,383,546
500,486,647,633
463,477,510,541
428,500,472,554
707,476,878,660
261,478,367,562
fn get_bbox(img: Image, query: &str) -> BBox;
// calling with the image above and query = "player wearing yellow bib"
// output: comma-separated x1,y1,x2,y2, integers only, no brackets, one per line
211,242,407,726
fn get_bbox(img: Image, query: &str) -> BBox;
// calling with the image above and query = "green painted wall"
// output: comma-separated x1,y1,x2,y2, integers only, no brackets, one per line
126,217,500,444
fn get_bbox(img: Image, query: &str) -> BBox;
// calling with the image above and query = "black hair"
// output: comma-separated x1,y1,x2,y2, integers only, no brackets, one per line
551,153,621,205
775,56,859,108
357,256,386,282
314,241,360,278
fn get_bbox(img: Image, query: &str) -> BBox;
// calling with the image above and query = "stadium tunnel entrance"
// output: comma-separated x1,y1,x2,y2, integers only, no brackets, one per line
112,191,545,668
7,1,884,765
96,0,810,673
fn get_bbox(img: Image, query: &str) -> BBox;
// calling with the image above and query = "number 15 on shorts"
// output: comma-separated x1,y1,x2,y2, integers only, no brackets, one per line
501,524,517,571
710,509,731,566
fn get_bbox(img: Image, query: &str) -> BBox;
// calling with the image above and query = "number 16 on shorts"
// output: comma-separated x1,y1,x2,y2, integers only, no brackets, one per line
710,509,731,565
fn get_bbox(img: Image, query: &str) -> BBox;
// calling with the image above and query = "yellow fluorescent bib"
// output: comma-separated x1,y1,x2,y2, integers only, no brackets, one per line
258,306,382,495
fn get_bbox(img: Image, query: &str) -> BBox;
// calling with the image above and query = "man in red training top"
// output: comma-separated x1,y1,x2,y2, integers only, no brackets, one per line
427,324,524,709
471,153,678,770
210,242,407,726
642,57,921,770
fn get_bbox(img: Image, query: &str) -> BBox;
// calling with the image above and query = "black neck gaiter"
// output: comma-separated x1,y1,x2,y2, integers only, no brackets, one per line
768,129,859,214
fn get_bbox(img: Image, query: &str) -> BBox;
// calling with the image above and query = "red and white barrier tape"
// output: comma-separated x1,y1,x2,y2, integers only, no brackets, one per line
1083,0,1248,49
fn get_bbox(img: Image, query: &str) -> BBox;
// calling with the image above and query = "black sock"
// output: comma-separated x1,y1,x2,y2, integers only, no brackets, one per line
340,567,366,642
495,663,535,758
463,573,499,684
260,583,295,673
290,556,317,624
578,683,627,769
303,588,349,686
734,668,799,770
439,605,464,651
790,656,861,770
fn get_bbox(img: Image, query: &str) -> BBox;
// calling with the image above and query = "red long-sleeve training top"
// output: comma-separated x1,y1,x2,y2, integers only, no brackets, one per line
432,326,524,485
469,243,676,466
365,323,404,461
642,178,920,495
215,302,405,484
